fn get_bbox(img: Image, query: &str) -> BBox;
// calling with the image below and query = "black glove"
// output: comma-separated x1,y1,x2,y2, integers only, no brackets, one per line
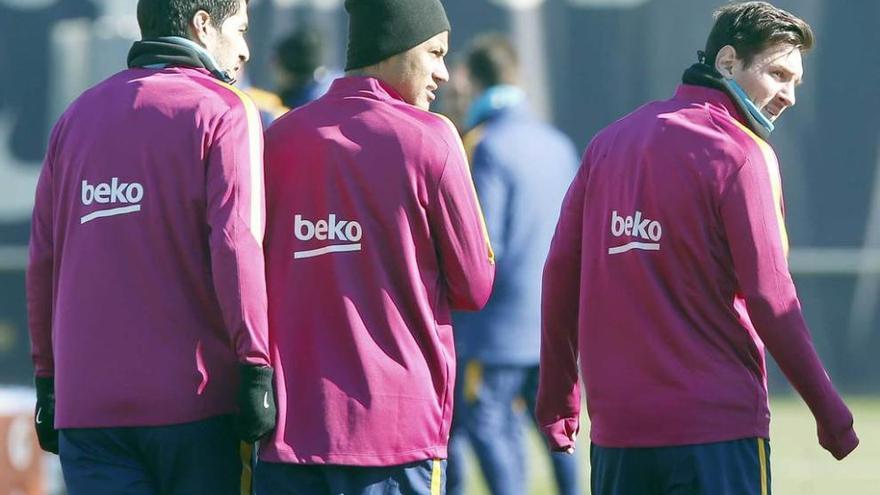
235,365,276,442
34,376,59,454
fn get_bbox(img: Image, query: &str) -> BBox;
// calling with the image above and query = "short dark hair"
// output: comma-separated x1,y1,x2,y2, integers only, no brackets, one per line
703,1,814,67
276,26,325,76
466,34,519,89
136,0,245,39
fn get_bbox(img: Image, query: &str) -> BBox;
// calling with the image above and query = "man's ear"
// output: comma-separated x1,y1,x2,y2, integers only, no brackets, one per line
714,45,739,78
189,10,212,46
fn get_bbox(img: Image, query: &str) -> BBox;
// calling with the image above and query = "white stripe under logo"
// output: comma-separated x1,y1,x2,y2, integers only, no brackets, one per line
608,241,660,255
80,205,141,224
294,243,362,259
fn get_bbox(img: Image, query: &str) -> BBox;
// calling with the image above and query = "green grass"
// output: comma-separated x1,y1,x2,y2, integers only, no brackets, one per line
463,395,880,495
768,397,879,495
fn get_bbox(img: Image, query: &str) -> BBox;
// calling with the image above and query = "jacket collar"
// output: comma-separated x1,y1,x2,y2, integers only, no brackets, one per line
681,62,772,141
464,85,527,130
127,36,234,84
326,76,408,103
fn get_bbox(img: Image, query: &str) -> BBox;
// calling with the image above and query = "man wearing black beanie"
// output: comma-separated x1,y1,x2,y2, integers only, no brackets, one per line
257,0,496,494
344,0,450,71
343,0,452,110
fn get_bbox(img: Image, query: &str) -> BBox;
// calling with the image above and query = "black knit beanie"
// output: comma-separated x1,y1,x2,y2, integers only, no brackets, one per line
344,0,451,71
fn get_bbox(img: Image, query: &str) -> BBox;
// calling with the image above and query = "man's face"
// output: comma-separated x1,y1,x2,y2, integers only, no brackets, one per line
377,31,450,110
200,0,250,82
729,43,803,122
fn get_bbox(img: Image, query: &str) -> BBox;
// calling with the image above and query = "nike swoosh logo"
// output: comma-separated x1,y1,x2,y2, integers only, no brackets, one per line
263,392,270,409
35,408,43,424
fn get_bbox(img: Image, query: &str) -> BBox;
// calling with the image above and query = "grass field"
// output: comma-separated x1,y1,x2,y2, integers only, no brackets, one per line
463,395,879,495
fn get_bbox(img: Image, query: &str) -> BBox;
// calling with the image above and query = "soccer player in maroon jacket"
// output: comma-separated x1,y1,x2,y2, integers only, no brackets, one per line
258,1,495,493
27,0,275,492
537,3,858,494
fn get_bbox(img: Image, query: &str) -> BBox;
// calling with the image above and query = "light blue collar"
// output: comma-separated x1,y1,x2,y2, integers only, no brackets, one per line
464,85,526,129
727,78,775,134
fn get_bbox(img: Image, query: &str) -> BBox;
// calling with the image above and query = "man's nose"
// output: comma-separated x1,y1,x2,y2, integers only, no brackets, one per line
435,60,450,85
778,82,796,108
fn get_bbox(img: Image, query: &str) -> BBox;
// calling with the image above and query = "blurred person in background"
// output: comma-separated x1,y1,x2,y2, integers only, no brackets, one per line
273,24,339,110
446,34,580,495
257,0,495,494
240,66,289,126
26,0,276,492
537,2,858,494
243,24,340,125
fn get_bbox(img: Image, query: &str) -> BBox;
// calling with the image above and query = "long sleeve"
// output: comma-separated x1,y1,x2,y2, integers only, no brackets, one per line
27,128,58,378
205,102,270,366
720,156,858,460
429,131,496,312
536,161,587,451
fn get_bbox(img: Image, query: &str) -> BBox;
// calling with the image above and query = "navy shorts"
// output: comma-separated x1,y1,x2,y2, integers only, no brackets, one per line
255,458,446,495
591,437,771,495
59,415,254,495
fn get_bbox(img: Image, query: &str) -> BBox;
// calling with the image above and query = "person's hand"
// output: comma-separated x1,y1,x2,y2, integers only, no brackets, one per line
34,376,58,454
549,431,577,455
234,365,276,442
818,422,859,460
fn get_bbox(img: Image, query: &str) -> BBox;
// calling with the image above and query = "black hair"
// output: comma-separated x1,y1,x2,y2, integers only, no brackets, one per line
704,1,813,67
136,0,245,39
466,33,519,89
276,26,325,76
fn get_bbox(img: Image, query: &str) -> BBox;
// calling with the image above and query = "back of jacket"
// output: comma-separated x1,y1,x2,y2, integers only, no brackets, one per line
538,84,854,452
454,103,578,365
261,77,495,466
27,67,270,429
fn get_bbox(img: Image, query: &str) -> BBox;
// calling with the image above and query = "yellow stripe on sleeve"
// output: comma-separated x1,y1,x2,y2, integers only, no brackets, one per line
731,120,789,257
431,459,443,495
434,113,495,264
204,79,266,246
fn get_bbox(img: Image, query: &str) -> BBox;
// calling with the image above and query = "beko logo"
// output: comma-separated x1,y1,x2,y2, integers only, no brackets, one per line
293,214,362,259
80,178,144,224
608,210,662,254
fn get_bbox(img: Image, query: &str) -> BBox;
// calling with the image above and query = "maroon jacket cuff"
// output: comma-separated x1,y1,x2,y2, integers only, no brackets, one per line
540,416,579,451
819,423,859,460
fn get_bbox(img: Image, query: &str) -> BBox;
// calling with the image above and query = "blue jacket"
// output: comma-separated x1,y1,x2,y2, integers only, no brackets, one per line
454,88,579,364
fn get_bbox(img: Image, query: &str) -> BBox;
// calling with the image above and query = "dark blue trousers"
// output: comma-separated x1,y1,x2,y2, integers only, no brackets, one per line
591,438,771,495
254,459,446,495
447,361,580,495
59,415,254,495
